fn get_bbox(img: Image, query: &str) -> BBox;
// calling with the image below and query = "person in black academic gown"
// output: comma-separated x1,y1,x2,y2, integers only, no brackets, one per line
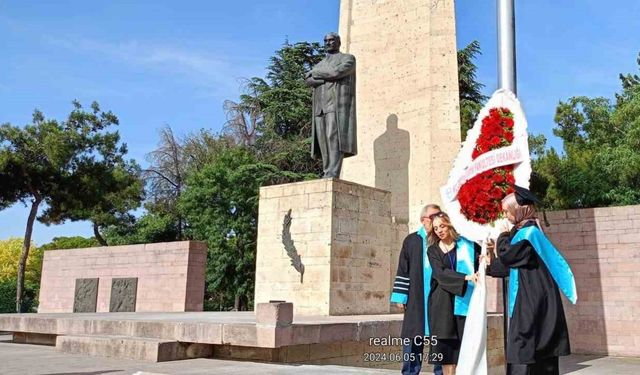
426,212,481,375
488,186,573,375
391,204,444,375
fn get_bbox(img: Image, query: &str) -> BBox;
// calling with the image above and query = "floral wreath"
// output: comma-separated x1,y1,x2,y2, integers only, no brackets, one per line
440,89,531,242
458,108,516,224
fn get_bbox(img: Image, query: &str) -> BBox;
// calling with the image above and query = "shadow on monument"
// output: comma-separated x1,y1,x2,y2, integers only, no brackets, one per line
374,114,410,225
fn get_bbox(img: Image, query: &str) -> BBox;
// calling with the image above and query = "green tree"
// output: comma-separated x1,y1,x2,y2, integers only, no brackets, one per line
528,133,551,203
44,162,144,246
0,239,42,313
180,147,295,311
458,41,488,141
0,279,38,313
103,128,238,246
38,236,100,251
103,208,182,245
0,238,42,284
0,101,133,311
247,41,325,177
533,52,640,208
182,129,236,172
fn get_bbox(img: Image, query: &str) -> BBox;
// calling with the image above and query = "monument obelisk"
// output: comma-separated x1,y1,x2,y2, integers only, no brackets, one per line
339,0,461,230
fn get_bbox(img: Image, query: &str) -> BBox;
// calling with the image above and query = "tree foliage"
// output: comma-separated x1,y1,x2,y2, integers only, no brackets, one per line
458,41,489,141
249,41,324,176
0,279,37,313
0,238,41,284
45,160,144,246
104,209,182,245
180,147,294,310
182,129,236,173
0,238,41,313
38,236,100,251
0,101,138,311
533,52,640,208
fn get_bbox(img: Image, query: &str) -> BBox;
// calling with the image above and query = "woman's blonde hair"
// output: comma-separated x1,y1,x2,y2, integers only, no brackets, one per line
427,212,459,245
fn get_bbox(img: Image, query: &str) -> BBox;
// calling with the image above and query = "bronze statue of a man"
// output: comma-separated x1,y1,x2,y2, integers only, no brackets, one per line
305,32,357,178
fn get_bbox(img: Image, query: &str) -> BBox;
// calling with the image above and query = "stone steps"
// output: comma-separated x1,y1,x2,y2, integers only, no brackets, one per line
55,334,213,362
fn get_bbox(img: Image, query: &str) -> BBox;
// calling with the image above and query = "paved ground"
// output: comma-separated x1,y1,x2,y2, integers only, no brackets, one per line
0,336,395,375
559,354,640,374
1,336,639,375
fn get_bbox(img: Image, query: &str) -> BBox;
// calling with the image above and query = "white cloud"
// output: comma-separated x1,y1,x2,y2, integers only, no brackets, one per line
46,36,259,96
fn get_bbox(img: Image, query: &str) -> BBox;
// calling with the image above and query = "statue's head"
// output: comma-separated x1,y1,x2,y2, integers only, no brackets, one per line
324,32,341,53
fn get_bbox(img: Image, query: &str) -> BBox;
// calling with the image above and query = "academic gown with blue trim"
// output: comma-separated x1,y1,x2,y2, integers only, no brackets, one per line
493,221,571,364
391,232,429,340
427,242,474,340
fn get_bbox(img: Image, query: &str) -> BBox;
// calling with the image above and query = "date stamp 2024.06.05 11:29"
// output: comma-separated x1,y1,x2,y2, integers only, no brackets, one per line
363,335,443,363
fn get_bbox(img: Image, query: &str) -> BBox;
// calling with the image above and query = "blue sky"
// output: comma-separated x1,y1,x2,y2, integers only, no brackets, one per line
1,0,639,244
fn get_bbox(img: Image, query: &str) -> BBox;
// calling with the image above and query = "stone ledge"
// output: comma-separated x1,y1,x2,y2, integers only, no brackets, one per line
56,334,213,362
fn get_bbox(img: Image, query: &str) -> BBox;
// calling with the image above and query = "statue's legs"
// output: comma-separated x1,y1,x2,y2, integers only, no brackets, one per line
314,115,330,175
315,113,342,178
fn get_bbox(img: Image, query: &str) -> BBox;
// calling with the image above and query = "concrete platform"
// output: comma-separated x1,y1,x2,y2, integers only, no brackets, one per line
0,311,405,347
0,311,505,371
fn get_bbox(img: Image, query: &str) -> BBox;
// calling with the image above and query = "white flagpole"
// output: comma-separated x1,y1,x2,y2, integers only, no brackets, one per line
498,0,517,95
497,1,517,373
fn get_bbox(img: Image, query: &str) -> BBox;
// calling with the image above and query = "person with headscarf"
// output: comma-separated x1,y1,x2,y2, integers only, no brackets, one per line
488,186,577,375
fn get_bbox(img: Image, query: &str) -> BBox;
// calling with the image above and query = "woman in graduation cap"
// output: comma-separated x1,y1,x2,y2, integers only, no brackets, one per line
488,186,577,375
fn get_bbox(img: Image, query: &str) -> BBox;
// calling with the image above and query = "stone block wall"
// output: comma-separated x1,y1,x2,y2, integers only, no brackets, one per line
38,241,206,313
254,179,394,315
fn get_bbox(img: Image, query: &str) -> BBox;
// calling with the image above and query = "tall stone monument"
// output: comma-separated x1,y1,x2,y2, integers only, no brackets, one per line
339,0,461,229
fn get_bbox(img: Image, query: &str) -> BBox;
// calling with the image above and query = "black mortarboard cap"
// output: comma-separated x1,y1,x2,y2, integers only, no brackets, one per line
514,185,540,205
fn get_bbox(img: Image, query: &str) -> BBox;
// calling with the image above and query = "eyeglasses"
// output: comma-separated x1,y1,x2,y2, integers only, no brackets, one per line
428,212,447,220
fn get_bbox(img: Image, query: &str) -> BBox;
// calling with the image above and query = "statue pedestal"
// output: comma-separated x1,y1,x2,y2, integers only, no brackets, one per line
254,179,394,316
